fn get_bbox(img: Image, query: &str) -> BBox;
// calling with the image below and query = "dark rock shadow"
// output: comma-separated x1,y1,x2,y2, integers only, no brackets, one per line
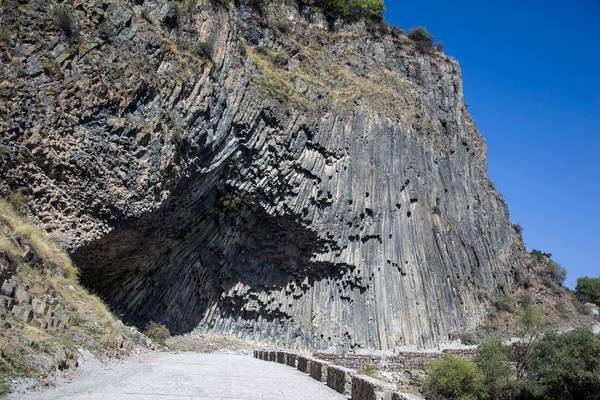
72,172,353,335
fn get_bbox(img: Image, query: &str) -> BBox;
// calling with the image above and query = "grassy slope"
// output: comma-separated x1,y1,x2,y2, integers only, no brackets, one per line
0,199,141,395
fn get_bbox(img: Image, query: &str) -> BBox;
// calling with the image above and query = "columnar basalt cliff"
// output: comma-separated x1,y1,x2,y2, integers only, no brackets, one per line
0,0,525,350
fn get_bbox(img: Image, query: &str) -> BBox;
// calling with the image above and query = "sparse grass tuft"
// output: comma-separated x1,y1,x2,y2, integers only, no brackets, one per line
271,20,291,33
144,322,171,345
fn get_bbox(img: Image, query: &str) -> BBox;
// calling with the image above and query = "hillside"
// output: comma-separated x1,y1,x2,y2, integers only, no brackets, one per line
0,199,147,393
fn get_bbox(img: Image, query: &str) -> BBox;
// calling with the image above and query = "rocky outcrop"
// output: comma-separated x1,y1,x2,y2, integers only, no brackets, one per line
0,0,525,350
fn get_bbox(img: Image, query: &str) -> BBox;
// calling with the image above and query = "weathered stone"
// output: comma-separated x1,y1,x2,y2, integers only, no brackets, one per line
309,358,328,382
326,365,355,395
315,349,476,371
0,295,13,309
269,351,277,362
286,353,297,368
31,297,48,316
11,304,33,323
276,351,286,364
30,317,48,330
390,392,425,400
351,375,395,400
1,279,16,297
14,285,31,305
297,355,312,374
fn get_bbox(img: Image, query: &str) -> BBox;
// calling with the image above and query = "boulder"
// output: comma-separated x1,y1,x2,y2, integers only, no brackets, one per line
14,285,31,305
1,279,16,296
11,304,33,323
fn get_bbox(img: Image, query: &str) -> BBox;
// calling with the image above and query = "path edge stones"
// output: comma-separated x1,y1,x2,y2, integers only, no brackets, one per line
253,349,423,400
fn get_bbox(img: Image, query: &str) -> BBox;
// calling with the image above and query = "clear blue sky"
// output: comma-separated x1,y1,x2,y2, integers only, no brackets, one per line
385,1,600,288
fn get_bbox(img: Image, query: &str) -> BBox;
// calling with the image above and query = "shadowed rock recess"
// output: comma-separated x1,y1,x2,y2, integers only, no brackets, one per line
0,0,525,349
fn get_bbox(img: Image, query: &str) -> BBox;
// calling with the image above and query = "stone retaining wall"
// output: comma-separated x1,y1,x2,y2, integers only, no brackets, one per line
286,352,297,367
297,354,311,373
352,374,395,400
327,364,354,394
314,349,476,371
309,358,328,382
277,351,286,364
255,349,422,400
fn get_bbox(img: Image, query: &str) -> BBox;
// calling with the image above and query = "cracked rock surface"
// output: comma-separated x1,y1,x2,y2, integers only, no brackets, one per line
0,0,525,350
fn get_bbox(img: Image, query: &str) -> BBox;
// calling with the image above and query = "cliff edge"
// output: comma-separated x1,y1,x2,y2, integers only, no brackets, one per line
1,0,527,350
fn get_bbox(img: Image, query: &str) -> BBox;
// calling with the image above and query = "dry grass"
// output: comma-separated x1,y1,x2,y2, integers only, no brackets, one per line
0,199,77,280
247,41,418,116
144,322,171,345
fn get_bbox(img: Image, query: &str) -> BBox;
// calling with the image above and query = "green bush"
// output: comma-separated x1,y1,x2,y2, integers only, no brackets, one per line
513,223,523,235
320,0,348,16
195,41,213,61
425,354,486,400
475,339,511,398
530,249,552,262
313,0,385,22
246,0,268,16
143,322,171,345
547,261,566,286
348,0,385,21
575,277,600,304
524,328,600,400
271,20,291,33
492,293,516,313
51,5,76,37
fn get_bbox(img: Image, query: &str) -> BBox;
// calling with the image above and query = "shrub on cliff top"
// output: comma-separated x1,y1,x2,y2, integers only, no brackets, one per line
348,0,385,21
312,0,385,22
408,26,434,53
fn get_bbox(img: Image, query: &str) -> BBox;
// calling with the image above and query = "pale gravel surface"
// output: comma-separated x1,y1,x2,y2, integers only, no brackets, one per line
7,352,345,400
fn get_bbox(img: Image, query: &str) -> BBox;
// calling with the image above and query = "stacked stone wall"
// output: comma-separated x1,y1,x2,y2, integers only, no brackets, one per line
1,278,69,332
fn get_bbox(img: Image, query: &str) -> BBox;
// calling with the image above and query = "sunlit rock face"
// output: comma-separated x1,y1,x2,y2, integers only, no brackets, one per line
0,0,524,350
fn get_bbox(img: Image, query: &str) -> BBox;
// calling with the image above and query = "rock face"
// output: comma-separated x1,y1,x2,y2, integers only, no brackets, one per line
0,0,525,349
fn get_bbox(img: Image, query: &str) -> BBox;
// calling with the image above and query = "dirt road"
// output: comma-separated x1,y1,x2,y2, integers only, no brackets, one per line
7,352,345,400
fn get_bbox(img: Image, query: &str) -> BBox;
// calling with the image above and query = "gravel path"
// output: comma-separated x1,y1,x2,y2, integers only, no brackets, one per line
7,352,345,400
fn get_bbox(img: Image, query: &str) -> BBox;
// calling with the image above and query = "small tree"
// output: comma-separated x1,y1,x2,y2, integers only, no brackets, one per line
512,304,543,380
424,354,486,400
475,339,511,398
524,328,600,400
576,277,600,304
547,260,567,286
